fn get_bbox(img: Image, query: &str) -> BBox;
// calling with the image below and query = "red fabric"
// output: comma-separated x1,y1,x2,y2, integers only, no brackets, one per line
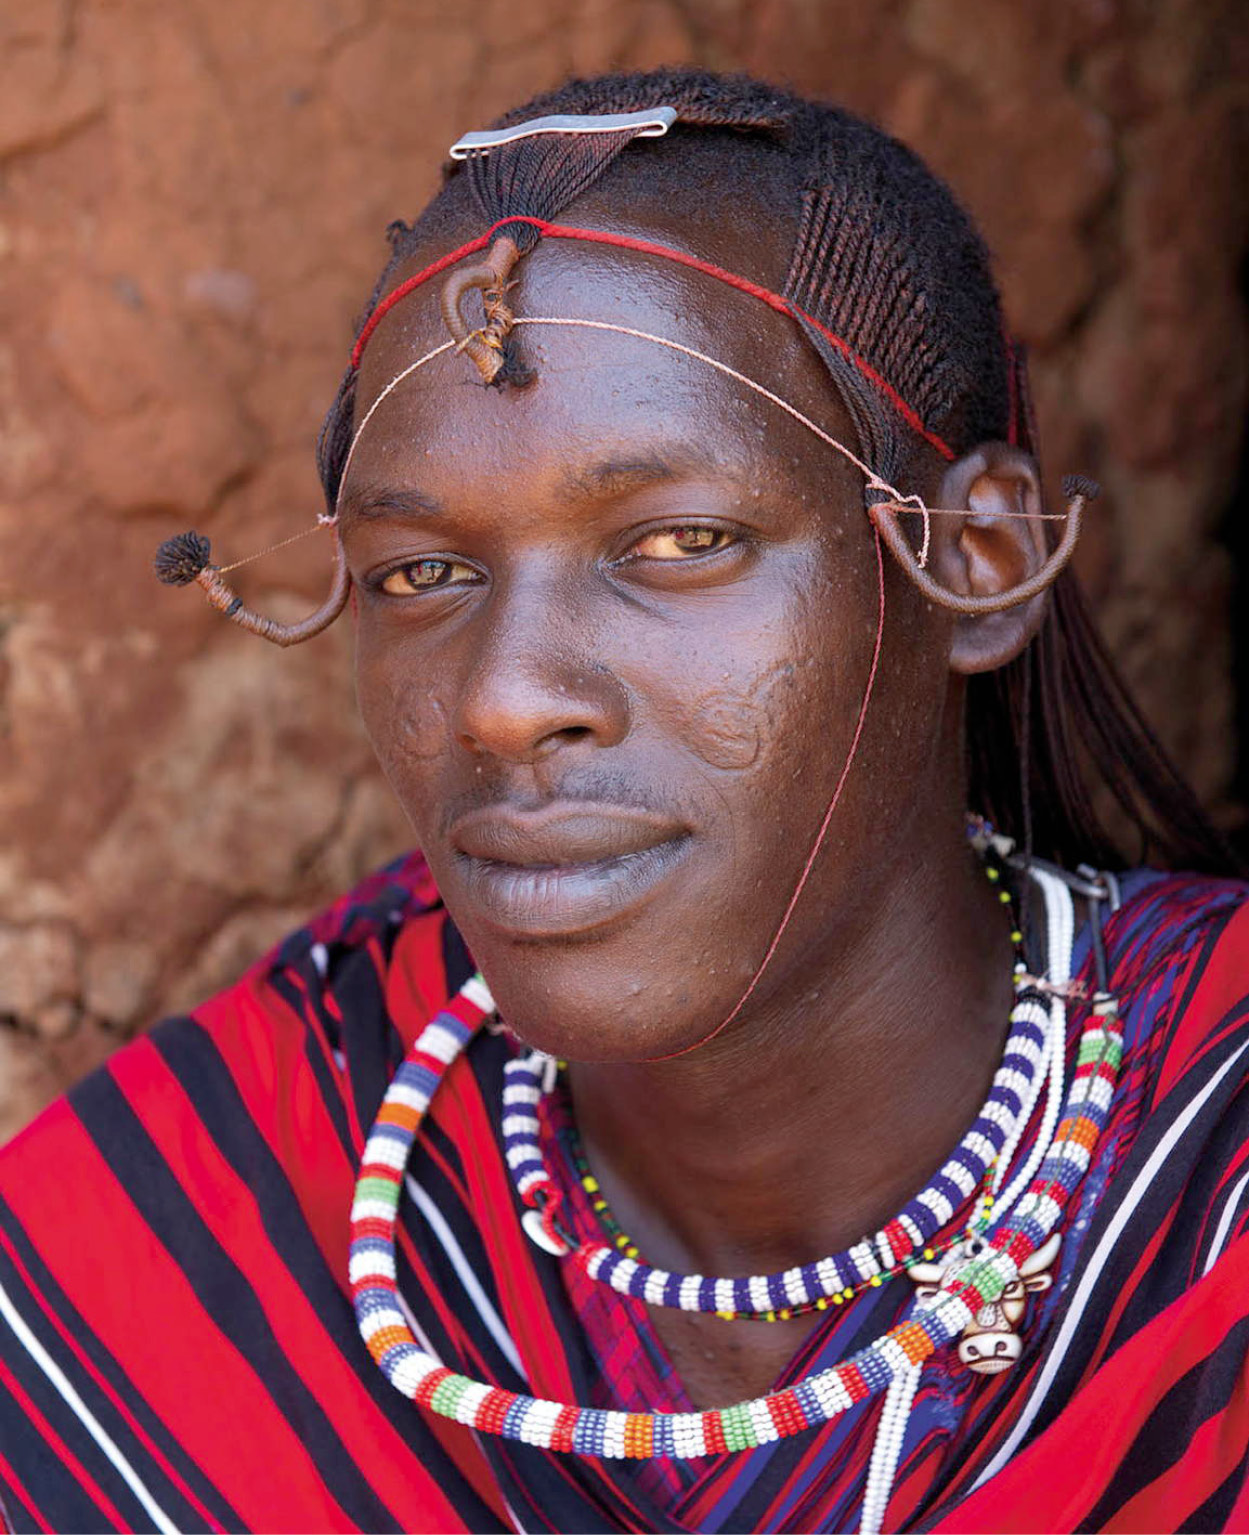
934,1236,1249,1533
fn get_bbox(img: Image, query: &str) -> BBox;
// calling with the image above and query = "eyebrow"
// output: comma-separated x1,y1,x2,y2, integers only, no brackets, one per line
337,448,744,525
337,485,444,523
559,449,735,503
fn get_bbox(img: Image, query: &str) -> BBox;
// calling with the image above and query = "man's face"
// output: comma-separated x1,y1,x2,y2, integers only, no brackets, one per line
339,227,953,1060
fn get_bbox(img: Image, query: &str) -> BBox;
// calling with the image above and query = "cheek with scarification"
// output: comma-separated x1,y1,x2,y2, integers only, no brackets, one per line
679,658,819,775
362,672,450,766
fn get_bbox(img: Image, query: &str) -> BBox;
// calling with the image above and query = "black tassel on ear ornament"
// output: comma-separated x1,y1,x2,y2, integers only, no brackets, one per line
150,525,351,646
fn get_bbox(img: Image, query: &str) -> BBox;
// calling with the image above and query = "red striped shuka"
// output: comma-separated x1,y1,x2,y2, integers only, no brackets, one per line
0,854,1247,1533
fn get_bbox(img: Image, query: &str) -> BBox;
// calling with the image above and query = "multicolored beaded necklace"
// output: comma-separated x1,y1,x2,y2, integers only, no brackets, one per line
348,864,1122,1461
501,979,1045,1318
502,849,1034,1319
554,1115,997,1322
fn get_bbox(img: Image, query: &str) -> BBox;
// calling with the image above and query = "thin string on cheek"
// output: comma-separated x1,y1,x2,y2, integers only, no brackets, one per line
645,525,888,1062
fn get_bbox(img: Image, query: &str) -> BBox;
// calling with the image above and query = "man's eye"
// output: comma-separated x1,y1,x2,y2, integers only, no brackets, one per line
630,526,732,560
379,558,478,595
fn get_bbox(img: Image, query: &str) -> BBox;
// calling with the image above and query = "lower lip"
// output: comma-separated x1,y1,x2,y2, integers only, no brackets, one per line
455,837,691,938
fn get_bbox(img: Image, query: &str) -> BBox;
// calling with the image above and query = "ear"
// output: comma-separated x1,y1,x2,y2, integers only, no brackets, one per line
924,442,1051,675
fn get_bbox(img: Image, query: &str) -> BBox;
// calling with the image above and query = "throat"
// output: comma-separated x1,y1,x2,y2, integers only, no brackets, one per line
563,843,1019,1283
647,1307,828,1411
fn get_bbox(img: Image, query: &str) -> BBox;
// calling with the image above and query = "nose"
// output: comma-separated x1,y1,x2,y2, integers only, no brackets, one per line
453,573,630,764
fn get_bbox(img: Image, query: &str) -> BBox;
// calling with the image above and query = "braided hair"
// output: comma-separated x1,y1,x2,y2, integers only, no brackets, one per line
319,66,1237,877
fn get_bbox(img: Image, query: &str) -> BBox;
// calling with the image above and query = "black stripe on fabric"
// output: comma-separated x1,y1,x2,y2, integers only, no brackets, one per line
148,1018,505,1533
1083,1312,1249,1530
266,960,360,1167
0,1479,26,1535
1145,903,1240,1111
1102,1040,1249,1357
0,1193,245,1532
71,1066,409,1535
1188,1086,1249,1282
0,1298,177,1535
442,919,475,995
0,1365,132,1535
334,936,413,1139
1179,1455,1249,1533
917,1023,1249,1532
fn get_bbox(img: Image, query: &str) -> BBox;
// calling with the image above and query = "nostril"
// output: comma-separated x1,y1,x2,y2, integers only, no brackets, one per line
532,724,593,759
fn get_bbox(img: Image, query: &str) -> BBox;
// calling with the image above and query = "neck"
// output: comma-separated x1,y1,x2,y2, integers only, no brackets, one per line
566,817,1016,1278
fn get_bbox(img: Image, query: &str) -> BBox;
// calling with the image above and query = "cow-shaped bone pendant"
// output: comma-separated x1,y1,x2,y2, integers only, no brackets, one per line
908,1232,1061,1375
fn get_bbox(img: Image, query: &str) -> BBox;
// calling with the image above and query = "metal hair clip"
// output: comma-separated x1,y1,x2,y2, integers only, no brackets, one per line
448,106,677,159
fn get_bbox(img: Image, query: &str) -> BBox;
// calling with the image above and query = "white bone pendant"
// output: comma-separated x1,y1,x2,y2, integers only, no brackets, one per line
908,1232,1062,1375
522,1208,571,1256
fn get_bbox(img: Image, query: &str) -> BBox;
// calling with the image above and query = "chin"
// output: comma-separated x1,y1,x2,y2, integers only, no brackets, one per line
464,929,732,1064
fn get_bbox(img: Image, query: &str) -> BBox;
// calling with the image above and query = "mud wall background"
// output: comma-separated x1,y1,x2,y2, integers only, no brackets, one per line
2,0,1247,1139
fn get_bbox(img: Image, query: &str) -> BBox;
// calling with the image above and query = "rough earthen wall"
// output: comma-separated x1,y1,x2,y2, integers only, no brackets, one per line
1,0,1246,1138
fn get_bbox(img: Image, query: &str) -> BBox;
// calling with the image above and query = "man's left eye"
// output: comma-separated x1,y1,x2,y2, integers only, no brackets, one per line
630,526,732,560
379,558,479,595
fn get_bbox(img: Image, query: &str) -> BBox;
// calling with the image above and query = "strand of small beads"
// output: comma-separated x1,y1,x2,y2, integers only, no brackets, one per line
556,1121,997,1322
348,945,1122,1457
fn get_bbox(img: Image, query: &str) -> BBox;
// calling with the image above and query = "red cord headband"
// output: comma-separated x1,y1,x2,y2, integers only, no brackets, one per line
350,215,958,464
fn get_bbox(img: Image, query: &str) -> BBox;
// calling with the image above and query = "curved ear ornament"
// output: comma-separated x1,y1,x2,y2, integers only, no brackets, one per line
439,234,523,385
152,526,351,647
869,474,1098,616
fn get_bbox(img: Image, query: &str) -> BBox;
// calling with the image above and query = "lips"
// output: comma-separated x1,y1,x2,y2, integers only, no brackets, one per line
450,804,691,937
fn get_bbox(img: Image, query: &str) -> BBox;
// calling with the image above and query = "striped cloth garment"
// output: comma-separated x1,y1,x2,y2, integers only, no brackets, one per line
0,855,1246,1532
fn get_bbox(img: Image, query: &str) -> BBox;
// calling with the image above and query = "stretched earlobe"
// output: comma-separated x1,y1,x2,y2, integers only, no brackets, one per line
869,442,1098,675
869,469,1094,618
439,234,531,386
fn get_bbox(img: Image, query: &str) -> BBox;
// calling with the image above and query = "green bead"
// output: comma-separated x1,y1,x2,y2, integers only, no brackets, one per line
719,1403,755,1451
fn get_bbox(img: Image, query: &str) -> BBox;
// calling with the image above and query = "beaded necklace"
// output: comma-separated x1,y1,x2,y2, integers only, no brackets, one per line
502,852,1034,1319
502,983,1043,1317
348,866,1121,1461
554,1117,998,1322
